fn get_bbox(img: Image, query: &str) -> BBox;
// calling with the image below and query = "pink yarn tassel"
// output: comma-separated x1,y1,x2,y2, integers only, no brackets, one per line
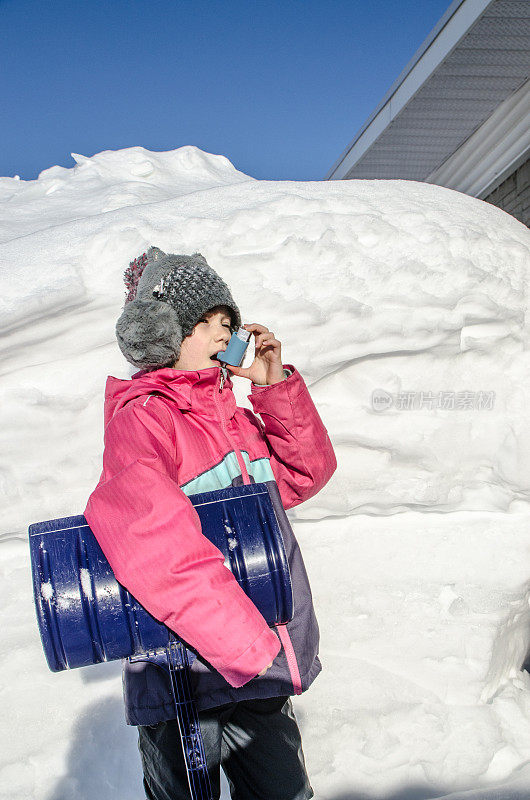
123,251,148,303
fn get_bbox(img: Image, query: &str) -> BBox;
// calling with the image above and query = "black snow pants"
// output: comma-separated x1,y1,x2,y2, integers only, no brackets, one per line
137,694,314,800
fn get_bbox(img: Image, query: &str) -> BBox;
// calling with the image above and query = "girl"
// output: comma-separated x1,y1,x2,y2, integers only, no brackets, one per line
84,246,337,800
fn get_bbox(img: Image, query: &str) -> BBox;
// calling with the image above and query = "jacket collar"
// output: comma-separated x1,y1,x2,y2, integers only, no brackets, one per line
104,364,236,428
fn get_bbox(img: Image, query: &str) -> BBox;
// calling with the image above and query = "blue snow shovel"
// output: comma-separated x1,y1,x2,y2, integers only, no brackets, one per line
28,481,293,800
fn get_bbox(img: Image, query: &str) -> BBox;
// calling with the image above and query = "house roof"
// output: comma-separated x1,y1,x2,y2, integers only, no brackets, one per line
325,0,530,183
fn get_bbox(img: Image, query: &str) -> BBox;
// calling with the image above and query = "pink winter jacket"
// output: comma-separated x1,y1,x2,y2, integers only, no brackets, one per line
84,362,336,722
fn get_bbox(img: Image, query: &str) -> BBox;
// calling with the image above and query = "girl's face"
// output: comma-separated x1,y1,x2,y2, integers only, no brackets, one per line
171,305,233,371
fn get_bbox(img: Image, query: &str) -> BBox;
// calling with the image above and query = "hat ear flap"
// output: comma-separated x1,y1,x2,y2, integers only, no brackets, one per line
115,298,182,369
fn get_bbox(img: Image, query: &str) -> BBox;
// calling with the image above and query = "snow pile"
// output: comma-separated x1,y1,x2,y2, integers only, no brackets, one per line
0,145,252,241
1,145,530,799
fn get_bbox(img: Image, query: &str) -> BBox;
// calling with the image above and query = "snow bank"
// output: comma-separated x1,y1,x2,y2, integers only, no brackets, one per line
1,145,530,799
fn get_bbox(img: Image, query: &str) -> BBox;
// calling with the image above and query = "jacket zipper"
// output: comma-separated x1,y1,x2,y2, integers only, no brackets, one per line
215,366,251,485
216,366,302,695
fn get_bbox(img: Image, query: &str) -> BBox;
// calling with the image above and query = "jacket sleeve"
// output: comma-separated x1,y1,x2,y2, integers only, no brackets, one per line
247,363,337,509
83,398,280,688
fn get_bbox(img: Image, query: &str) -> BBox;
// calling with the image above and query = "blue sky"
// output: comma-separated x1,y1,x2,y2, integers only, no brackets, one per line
1,0,451,181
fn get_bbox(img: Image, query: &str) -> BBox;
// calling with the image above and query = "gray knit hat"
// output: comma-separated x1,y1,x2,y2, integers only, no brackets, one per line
115,246,242,370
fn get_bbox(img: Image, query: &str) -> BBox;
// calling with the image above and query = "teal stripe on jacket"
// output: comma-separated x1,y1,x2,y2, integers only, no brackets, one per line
181,454,275,495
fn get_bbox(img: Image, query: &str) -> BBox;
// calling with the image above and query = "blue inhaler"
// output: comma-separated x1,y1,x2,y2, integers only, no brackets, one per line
216,327,252,367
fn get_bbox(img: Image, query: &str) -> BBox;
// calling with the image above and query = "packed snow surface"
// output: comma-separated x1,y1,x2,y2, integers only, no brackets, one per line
1,145,530,800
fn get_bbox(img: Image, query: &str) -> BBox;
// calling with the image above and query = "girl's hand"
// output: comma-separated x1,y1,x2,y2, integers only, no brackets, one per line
257,659,274,677
225,323,285,386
